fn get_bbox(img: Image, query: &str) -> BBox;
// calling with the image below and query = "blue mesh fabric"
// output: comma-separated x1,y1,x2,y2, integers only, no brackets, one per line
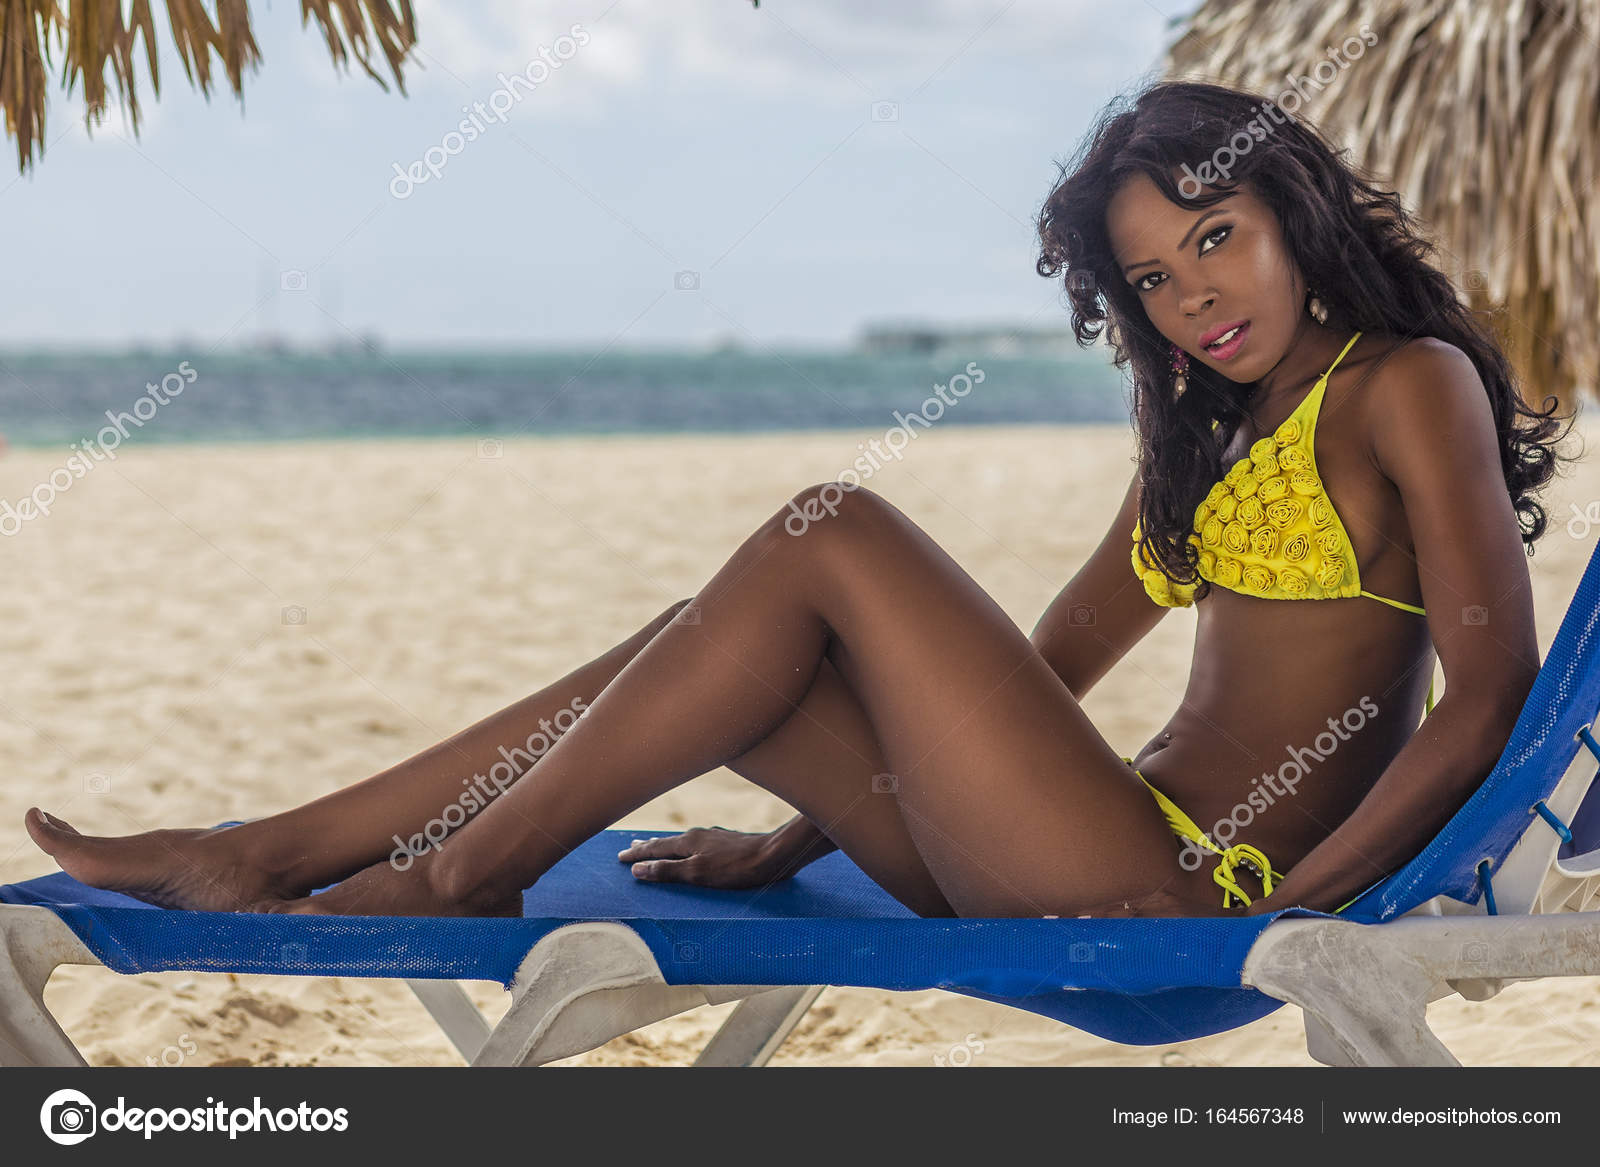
1,826,1327,1044
3,540,1595,1047
1337,537,1600,920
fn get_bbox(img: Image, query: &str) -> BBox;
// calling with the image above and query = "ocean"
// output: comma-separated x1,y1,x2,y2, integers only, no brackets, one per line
0,347,1129,447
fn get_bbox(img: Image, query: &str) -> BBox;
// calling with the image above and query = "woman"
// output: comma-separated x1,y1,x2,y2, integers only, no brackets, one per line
24,80,1572,920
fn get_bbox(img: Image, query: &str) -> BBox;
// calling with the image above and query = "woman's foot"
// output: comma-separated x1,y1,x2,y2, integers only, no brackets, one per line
23,808,294,913
258,853,524,918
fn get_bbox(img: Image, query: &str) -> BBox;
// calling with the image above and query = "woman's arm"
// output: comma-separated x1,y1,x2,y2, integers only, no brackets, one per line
618,813,837,888
762,812,840,873
1030,464,1169,700
1247,341,1541,914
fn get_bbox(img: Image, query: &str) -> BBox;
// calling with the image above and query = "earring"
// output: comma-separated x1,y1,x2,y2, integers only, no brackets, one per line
1169,342,1190,397
1307,289,1330,325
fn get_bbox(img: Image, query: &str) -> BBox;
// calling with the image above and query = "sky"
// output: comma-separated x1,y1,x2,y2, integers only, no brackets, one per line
1,0,1200,350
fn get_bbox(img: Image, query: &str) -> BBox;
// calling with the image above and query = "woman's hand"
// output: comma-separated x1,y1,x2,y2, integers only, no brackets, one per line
617,826,787,890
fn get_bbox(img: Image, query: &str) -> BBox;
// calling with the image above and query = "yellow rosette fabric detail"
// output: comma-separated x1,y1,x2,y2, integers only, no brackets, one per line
1198,548,1216,575
1264,497,1302,529
1215,494,1238,522
1205,482,1232,509
1252,451,1280,480
1287,469,1321,496
1213,556,1242,587
1201,515,1223,547
1235,495,1266,529
1314,528,1343,558
1315,556,1347,589
1233,471,1260,499
1277,445,1309,471
1308,495,1335,528
1223,460,1249,487
1221,521,1249,555
1257,475,1289,503
1277,566,1309,595
1249,523,1279,557
1241,564,1275,592
1249,436,1277,464
1282,532,1311,563
1274,417,1301,446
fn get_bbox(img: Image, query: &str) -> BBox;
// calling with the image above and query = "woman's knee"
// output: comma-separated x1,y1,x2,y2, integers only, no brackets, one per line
654,598,696,630
777,480,889,540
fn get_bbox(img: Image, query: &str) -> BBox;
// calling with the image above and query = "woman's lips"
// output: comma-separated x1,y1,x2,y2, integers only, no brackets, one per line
1203,321,1250,361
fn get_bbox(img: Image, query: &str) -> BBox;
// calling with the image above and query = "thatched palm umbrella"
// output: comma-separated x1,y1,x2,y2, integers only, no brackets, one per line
1163,0,1599,409
0,0,417,174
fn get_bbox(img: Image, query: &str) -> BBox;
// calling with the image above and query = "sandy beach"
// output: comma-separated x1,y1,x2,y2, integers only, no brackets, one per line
3,421,1598,1067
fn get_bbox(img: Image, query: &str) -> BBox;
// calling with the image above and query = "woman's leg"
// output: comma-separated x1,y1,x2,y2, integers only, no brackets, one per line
22,600,692,911
717,656,956,917
252,483,1212,918
228,599,701,891
26,604,957,916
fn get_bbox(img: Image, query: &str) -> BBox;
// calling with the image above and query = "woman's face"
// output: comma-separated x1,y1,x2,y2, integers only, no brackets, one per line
1105,171,1305,384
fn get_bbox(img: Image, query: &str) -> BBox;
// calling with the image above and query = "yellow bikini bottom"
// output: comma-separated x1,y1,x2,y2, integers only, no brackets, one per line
1120,756,1365,915
1120,755,1284,911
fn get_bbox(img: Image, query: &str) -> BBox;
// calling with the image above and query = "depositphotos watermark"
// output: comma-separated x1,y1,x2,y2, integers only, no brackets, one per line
389,696,589,869
0,360,198,536
1177,23,1377,197
784,361,986,535
39,1088,348,1144
1179,695,1379,869
389,25,591,199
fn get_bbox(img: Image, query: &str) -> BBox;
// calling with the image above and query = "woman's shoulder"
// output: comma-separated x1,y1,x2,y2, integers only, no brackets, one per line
1348,333,1492,473
1354,334,1481,409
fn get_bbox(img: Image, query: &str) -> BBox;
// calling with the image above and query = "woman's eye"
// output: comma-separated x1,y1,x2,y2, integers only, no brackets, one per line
1200,224,1231,253
1134,225,1231,293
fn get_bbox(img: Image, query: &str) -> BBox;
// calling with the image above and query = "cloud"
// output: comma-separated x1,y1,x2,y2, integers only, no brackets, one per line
408,0,1144,108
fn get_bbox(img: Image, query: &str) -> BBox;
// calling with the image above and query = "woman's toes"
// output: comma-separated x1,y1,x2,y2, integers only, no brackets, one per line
24,807,78,854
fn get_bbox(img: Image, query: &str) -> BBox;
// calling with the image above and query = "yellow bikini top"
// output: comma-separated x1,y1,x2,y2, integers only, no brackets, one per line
1131,330,1427,618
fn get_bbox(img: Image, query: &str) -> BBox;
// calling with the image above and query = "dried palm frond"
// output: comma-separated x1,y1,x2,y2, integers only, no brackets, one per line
0,0,418,173
1164,0,1600,409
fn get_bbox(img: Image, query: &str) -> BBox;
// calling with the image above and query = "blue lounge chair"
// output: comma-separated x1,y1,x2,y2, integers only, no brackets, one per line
6,539,1600,1068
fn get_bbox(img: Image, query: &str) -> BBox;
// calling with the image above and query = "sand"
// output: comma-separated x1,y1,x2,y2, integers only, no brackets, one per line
2,421,1598,1067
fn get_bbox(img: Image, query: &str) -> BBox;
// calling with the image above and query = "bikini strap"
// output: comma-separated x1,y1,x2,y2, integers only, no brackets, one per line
1319,331,1363,385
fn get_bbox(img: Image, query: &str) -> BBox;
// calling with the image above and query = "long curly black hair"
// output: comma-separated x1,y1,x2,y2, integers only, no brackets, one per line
1035,78,1575,601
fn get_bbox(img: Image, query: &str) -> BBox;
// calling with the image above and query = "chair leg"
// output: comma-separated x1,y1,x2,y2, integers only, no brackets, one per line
405,980,493,1063
694,985,826,1067
471,922,774,1067
1242,919,1458,1067
0,906,95,1067
1249,912,1600,1066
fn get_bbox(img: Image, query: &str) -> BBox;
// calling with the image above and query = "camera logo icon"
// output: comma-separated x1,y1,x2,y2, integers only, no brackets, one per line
674,941,701,962
1069,603,1096,626
40,1088,97,1145
280,269,307,292
674,270,700,291
676,604,702,626
282,605,308,626
281,942,309,964
871,101,899,122
1462,605,1489,626
84,772,111,794
871,772,899,794
477,438,503,459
